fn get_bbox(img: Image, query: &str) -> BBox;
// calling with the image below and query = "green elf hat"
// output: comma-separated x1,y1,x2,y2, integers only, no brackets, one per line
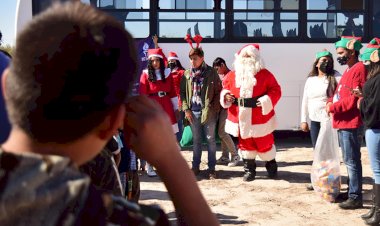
360,38,380,62
315,49,333,60
335,36,363,51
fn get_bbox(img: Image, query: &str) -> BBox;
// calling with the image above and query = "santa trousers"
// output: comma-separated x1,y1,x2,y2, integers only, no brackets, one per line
238,133,276,161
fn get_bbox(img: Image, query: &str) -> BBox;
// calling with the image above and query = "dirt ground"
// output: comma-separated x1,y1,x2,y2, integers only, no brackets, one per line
139,134,373,226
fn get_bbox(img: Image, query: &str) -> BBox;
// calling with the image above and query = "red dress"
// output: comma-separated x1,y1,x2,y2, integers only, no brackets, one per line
140,68,179,133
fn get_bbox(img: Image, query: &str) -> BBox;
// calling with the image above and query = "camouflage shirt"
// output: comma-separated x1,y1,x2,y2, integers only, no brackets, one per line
0,149,169,226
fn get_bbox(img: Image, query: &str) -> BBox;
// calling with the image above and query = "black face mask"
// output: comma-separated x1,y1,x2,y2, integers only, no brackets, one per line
337,55,349,65
319,61,333,74
168,62,177,70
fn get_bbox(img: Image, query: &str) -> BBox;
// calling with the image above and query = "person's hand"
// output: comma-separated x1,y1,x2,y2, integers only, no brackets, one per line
123,95,179,167
357,97,362,109
224,93,235,103
152,34,159,48
326,102,332,113
352,86,363,97
184,109,193,125
300,122,309,132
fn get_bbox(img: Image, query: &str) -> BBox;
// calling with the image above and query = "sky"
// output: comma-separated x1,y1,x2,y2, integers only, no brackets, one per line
0,0,17,46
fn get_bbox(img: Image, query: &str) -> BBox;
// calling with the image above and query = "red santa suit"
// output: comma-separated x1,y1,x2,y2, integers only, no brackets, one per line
140,49,179,133
167,52,184,108
220,44,281,161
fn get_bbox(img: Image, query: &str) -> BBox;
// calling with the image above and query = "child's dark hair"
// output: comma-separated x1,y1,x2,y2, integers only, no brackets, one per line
5,2,137,143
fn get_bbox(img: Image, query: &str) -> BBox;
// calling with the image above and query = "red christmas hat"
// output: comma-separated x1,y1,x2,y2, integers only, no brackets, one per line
168,51,179,61
148,48,164,59
237,44,260,56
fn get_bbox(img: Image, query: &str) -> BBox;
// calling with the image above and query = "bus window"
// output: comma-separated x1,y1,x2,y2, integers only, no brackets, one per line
307,13,363,38
234,0,298,10
307,0,364,10
372,1,380,37
159,0,224,10
234,12,298,37
97,0,149,9
158,12,225,38
124,12,149,38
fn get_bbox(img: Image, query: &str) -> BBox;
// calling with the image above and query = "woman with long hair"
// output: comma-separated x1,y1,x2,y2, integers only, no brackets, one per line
355,38,380,225
300,49,341,190
139,48,179,177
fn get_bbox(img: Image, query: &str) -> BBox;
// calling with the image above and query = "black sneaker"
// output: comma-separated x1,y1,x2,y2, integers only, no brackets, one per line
216,156,229,165
306,184,314,191
191,167,200,176
208,170,217,179
338,198,363,209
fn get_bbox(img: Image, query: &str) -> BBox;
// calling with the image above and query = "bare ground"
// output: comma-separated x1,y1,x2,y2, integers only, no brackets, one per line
139,135,372,226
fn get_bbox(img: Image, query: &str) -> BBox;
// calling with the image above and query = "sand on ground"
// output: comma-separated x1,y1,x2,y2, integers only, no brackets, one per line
139,135,372,226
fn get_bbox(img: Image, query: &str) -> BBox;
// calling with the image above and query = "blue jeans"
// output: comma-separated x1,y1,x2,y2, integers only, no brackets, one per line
310,121,321,149
190,111,217,170
366,129,380,184
338,127,364,201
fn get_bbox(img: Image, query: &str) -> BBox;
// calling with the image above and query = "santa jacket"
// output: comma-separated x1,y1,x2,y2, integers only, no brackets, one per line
328,62,366,129
220,69,281,139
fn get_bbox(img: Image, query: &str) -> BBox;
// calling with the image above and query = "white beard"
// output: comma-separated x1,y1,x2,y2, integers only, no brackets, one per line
233,56,264,98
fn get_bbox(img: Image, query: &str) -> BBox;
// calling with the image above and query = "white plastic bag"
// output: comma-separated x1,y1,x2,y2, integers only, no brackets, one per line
311,116,341,202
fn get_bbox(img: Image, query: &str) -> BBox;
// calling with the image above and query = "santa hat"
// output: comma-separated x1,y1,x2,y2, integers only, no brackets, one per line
236,44,260,56
335,36,363,51
148,48,164,59
360,38,380,62
168,52,179,61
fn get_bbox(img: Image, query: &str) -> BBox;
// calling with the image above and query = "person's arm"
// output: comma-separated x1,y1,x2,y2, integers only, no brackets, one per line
180,72,194,124
153,34,159,48
123,96,219,226
300,79,310,132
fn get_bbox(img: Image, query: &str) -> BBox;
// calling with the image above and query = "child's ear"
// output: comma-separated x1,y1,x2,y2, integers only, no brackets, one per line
97,104,126,140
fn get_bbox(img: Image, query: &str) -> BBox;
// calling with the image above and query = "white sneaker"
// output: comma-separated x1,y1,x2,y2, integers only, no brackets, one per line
147,164,157,177
228,155,240,167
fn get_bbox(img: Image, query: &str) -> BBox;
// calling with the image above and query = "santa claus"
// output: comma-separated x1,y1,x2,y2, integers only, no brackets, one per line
220,44,281,181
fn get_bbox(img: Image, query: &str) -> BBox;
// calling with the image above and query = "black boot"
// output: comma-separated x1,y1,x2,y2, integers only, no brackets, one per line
265,159,278,179
365,184,380,225
362,184,375,220
243,159,256,182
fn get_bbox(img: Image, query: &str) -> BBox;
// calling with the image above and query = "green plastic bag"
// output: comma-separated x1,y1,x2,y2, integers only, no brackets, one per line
179,125,221,147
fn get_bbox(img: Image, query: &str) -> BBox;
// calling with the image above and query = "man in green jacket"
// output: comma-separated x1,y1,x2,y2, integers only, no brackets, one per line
180,47,222,179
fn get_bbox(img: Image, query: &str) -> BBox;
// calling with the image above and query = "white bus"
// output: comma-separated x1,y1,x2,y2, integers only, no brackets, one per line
15,0,380,131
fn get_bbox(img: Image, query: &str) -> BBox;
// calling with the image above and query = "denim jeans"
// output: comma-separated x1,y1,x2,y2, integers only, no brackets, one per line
218,109,238,159
366,129,380,184
338,127,364,201
190,111,217,170
310,121,321,149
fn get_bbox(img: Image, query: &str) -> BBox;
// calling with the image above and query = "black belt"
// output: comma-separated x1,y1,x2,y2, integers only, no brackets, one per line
149,91,167,97
232,96,262,108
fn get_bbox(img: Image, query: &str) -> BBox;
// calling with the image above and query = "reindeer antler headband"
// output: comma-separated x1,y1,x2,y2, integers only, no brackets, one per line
184,34,203,49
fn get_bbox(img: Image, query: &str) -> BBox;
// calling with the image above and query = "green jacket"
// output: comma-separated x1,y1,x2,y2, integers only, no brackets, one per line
180,64,222,125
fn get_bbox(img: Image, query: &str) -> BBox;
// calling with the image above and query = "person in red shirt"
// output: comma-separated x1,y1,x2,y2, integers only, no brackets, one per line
167,51,185,141
213,57,240,167
139,48,179,177
326,36,367,209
